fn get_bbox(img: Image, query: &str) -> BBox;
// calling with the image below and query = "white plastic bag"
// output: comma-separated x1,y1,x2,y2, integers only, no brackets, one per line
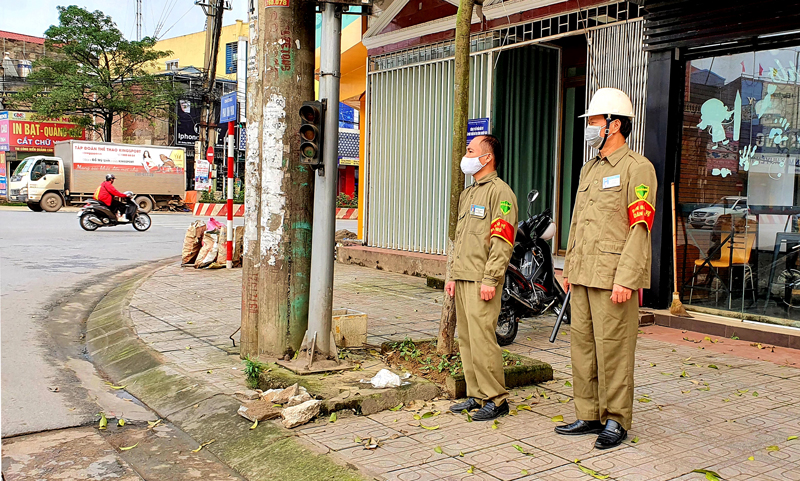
362,369,401,388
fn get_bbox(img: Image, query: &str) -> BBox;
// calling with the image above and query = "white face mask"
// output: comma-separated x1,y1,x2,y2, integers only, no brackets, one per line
460,153,489,176
584,124,607,149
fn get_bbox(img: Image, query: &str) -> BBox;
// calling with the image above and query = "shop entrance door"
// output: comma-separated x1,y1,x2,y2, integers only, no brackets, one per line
492,44,560,216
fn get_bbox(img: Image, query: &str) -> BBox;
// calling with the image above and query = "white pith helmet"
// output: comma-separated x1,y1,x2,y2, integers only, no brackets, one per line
580,88,635,118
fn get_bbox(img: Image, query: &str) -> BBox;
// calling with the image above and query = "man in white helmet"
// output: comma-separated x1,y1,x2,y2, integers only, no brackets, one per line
555,88,657,449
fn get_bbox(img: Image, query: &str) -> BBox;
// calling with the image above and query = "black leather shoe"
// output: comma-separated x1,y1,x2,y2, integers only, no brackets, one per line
594,420,627,449
449,398,481,413
554,419,605,436
472,401,509,421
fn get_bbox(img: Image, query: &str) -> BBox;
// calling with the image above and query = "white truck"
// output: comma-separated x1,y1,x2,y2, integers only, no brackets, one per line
8,140,187,212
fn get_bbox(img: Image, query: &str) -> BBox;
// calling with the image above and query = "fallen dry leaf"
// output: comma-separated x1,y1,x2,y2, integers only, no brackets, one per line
691,469,721,481
420,423,439,430
551,415,564,423
98,413,108,430
192,439,215,453
119,442,139,451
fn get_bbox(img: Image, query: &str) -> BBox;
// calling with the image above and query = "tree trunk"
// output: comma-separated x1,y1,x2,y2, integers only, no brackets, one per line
240,1,315,359
104,113,113,142
437,0,475,355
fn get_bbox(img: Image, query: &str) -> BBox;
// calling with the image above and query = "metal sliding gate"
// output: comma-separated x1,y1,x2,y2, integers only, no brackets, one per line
585,19,649,157
366,52,492,254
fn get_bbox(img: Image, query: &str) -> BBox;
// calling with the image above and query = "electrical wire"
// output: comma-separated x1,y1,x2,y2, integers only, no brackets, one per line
158,4,195,40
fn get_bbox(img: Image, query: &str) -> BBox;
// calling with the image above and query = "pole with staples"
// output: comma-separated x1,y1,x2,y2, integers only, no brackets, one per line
226,122,234,268
304,2,341,359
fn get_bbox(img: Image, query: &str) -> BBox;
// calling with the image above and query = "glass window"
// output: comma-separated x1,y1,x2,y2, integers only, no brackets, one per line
677,45,800,326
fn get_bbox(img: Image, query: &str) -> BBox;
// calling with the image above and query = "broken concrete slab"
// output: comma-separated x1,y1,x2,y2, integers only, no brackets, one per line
238,400,282,422
265,383,300,404
234,390,261,403
287,392,313,407
281,400,322,429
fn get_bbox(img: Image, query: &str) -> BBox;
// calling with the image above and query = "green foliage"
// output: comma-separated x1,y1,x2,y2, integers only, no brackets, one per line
392,338,422,361
336,192,358,208
10,6,181,141
199,187,244,204
243,356,267,389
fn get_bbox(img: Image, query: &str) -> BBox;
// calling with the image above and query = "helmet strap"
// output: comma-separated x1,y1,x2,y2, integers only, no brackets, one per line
598,117,612,152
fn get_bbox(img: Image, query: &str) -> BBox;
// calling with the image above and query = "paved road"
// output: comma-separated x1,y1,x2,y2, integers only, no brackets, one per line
0,209,203,437
1,207,358,437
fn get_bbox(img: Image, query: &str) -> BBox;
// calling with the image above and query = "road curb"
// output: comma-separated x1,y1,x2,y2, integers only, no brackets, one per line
85,262,365,481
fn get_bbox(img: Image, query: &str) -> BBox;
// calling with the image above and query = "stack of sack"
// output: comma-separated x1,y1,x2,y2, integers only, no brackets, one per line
181,218,244,269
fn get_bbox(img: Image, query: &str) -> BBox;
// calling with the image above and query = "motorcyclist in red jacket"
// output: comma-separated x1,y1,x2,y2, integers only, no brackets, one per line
94,174,129,219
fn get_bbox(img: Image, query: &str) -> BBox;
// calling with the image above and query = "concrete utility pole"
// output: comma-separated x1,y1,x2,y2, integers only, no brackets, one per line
302,2,342,363
240,0,316,358
437,0,478,355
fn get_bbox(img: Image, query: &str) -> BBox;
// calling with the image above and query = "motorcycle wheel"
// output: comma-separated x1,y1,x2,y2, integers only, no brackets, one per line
132,213,152,231
80,213,100,231
495,305,519,346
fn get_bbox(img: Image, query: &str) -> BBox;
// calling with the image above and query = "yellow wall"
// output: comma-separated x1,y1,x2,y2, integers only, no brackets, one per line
314,20,366,103
151,20,248,81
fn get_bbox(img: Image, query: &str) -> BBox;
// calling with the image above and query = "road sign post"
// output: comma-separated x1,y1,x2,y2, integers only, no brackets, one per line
221,92,237,269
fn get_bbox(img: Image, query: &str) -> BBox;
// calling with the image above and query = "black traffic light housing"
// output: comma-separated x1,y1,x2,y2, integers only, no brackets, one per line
299,100,326,169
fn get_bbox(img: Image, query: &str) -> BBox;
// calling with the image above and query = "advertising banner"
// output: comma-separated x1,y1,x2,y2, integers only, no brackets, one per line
0,111,85,153
175,99,228,148
71,142,185,174
0,159,6,197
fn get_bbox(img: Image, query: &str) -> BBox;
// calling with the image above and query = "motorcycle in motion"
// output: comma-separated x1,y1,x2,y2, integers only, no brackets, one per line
78,191,152,232
496,190,569,346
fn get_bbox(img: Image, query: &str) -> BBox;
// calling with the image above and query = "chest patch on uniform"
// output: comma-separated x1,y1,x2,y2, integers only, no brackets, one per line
470,205,486,218
500,201,512,215
602,174,621,189
628,184,655,231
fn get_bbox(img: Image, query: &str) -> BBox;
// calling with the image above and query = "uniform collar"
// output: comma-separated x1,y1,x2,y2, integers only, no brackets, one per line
599,144,630,167
474,170,498,185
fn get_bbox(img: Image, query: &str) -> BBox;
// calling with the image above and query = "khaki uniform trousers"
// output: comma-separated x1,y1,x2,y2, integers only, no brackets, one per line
570,284,639,430
455,280,508,405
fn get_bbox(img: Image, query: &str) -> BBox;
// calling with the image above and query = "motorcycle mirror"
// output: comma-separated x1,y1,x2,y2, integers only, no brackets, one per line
528,190,539,204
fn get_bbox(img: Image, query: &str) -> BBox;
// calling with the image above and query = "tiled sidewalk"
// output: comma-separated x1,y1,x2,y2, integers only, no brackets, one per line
130,263,800,481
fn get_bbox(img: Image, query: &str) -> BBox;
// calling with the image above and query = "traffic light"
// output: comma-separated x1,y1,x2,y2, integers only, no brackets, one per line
299,100,325,168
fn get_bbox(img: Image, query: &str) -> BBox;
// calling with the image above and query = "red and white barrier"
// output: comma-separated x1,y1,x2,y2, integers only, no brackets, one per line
193,203,245,217
336,208,358,220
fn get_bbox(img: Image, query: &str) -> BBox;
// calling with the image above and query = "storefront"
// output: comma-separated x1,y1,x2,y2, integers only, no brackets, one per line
362,1,647,256
0,111,85,199
640,0,800,325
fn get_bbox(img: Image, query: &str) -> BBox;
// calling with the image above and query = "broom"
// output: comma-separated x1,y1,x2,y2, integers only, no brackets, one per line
670,182,691,317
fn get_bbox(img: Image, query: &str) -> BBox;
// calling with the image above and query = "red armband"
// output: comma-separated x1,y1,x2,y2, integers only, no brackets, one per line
628,200,655,231
490,218,515,246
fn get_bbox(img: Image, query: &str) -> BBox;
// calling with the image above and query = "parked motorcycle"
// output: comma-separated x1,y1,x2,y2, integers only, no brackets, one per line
78,191,152,232
496,190,570,346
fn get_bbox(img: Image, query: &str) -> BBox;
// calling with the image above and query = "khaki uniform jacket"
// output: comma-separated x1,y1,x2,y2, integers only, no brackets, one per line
562,144,657,290
449,171,518,287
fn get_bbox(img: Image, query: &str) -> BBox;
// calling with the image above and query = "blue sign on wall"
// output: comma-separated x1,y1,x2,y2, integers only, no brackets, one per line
220,93,237,124
466,118,490,147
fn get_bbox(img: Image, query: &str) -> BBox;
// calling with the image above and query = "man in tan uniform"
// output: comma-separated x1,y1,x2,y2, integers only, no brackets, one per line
557,88,657,449
445,134,518,421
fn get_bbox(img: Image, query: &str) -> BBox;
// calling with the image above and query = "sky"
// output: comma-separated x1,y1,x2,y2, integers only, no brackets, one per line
1,1,361,44
0,0,250,41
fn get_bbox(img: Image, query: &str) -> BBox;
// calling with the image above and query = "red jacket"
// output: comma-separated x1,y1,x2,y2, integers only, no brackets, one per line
94,181,126,206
